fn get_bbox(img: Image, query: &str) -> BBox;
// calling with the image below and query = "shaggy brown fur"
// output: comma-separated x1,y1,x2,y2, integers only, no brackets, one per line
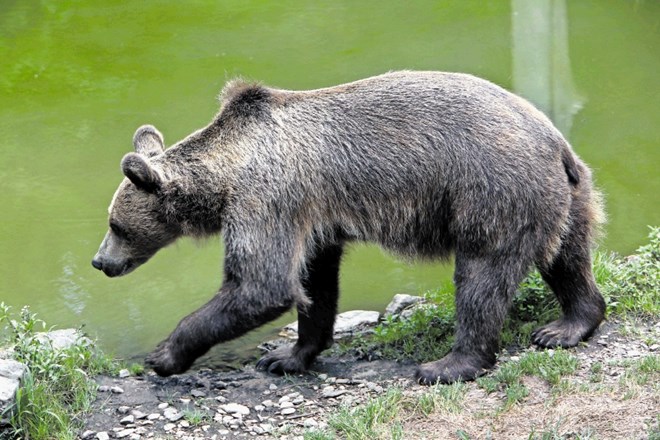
92,71,606,384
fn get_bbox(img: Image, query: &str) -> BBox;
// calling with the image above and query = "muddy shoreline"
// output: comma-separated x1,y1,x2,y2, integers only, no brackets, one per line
81,318,659,439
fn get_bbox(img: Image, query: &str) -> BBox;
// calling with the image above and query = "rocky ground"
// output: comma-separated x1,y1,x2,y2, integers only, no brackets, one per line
80,318,659,440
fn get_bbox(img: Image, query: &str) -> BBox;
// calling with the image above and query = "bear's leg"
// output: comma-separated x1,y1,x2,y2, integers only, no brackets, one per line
532,227,605,348
416,253,529,385
256,244,343,375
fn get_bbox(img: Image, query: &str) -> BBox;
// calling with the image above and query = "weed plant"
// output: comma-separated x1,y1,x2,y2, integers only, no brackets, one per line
0,303,118,440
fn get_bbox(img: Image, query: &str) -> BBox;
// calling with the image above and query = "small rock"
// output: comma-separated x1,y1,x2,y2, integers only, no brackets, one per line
131,410,147,420
191,389,206,398
118,369,131,378
120,415,135,425
318,374,328,381
650,344,659,351
95,433,110,440
321,386,346,398
385,293,424,316
269,384,278,390
219,430,230,436
259,423,274,433
115,428,135,439
147,413,160,420
110,386,124,394
254,404,265,412
281,407,296,415
220,403,250,416
261,400,274,408
163,407,183,422
163,423,176,432
158,402,169,409
81,430,96,440
180,420,190,428
118,406,131,414
303,418,318,428
215,395,227,403
97,385,110,392
280,401,294,409
129,435,140,440
278,395,291,403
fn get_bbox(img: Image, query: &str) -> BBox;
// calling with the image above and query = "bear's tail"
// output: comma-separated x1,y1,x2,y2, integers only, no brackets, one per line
562,146,580,185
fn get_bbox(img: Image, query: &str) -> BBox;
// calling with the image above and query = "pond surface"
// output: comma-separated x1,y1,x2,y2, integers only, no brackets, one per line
1,0,658,368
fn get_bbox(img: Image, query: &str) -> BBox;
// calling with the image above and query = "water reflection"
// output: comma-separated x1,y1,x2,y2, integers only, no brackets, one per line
57,251,90,316
511,0,584,136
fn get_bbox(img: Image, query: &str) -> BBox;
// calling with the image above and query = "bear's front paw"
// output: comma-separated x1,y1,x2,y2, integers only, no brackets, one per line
255,346,309,375
415,352,492,385
145,340,193,377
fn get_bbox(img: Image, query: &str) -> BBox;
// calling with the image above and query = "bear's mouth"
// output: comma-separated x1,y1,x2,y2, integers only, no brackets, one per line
102,258,147,277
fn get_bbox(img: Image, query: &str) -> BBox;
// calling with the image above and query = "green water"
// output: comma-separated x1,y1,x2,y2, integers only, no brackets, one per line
1,0,658,367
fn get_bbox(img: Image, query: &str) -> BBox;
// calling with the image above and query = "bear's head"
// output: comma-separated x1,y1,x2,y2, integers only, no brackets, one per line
92,125,182,277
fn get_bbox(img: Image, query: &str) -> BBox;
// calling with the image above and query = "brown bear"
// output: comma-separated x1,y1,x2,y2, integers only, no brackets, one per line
92,71,606,384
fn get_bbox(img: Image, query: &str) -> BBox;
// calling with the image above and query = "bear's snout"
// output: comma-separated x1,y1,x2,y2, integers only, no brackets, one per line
91,254,129,277
91,257,103,271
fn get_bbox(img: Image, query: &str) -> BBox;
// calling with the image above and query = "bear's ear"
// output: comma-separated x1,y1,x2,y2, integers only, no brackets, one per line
132,125,164,157
121,153,162,193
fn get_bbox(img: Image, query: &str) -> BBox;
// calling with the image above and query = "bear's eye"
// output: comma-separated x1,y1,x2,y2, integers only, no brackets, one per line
110,222,128,239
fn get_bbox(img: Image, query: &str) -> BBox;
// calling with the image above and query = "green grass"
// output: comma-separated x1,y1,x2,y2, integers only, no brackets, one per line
328,388,404,440
599,227,660,318
182,407,211,426
0,304,119,440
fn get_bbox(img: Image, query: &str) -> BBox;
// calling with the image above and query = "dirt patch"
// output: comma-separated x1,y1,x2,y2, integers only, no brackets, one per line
81,319,659,439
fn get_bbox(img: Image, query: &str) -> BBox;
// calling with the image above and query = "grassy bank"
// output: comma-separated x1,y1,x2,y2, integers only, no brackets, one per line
316,227,660,440
0,305,120,440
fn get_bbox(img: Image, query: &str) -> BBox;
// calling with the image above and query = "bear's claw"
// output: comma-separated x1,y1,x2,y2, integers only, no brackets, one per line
256,346,309,375
531,318,593,349
415,352,492,385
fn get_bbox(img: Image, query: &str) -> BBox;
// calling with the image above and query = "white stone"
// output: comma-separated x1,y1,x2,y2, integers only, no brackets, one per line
116,428,135,438
147,413,160,420
163,423,176,432
158,402,169,409
163,407,183,421
303,418,318,428
131,410,147,419
220,403,250,416
0,359,26,381
282,310,380,338
120,415,135,425
385,294,424,316
110,386,124,394
96,433,110,440
0,376,20,402
35,329,90,350
281,407,296,415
